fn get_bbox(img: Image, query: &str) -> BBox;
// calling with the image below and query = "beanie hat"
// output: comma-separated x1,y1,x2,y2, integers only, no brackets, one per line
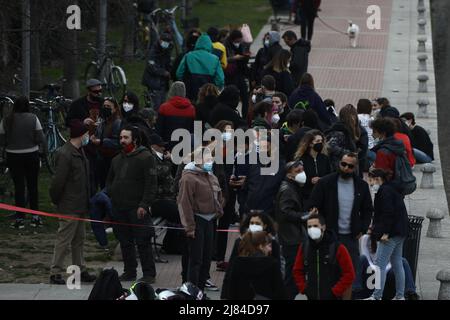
69,119,88,138
168,81,186,99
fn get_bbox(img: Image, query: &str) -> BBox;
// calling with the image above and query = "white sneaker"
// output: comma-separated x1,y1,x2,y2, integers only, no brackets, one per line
363,296,379,300
105,227,113,234
204,279,219,291
392,297,405,300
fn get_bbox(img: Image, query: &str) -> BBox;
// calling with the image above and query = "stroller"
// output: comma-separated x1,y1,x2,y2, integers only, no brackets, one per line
269,0,293,31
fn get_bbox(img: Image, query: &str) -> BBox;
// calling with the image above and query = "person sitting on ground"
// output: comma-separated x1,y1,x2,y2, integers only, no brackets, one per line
400,112,434,164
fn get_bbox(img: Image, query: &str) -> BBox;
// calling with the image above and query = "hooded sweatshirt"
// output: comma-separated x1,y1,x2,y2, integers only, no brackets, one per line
209,85,247,129
176,34,224,95
372,136,406,179
177,162,224,235
252,32,283,84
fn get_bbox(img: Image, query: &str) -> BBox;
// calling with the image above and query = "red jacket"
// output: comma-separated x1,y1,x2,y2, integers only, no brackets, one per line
293,236,355,299
394,133,416,167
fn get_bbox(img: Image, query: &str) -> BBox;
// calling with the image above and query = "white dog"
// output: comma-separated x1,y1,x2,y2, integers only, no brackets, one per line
347,20,360,48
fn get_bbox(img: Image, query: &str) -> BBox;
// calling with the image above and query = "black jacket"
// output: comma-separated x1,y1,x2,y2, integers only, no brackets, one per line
411,125,434,160
262,68,295,97
209,102,247,129
195,95,218,129
275,179,306,246
308,172,373,237
252,43,283,85
289,38,311,84
299,153,332,201
286,126,313,162
372,183,409,240
66,96,101,127
221,237,282,299
141,43,171,91
226,253,287,300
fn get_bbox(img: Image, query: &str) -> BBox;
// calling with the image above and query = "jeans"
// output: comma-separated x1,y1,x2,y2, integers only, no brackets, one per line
6,152,40,220
373,236,406,299
413,148,432,164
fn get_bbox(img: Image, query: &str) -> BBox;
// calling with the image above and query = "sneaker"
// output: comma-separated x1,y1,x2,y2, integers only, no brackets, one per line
30,217,43,228
50,274,66,285
392,296,405,300
405,291,420,300
80,271,97,282
204,279,219,291
10,219,25,230
119,272,137,282
105,227,113,234
363,296,379,300
138,275,155,284
216,261,229,272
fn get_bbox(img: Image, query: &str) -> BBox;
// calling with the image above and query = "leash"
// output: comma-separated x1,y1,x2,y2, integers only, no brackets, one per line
317,15,348,36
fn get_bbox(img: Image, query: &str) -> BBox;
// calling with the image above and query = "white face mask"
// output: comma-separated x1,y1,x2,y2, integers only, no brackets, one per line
371,184,380,193
295,171,307,185
308,227,322,240
249,224,264,233
222,132,233,142
251,94,257,104
233,42,240,48
160,41,170,49
153,149,164,160
271,114,280,124
123,102,134,113
264,39,270,47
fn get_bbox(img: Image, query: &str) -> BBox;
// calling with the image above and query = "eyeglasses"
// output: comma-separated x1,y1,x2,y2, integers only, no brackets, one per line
340,162,355,169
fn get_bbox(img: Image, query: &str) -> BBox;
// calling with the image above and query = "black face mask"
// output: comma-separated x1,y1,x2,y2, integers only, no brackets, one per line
312,143,323,153
101,107,112,119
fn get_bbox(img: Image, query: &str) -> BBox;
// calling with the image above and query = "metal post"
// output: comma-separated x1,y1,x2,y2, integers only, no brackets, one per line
21,0,31,97
97,0,107,81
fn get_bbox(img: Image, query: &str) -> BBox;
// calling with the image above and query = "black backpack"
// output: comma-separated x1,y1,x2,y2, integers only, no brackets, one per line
88,268,125,300
380,146,417,195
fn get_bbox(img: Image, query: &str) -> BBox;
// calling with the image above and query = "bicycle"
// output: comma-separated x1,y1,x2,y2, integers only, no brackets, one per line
30,98,67,174
84,44,127,102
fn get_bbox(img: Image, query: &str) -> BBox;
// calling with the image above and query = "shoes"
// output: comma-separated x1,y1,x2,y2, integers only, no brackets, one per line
30,217,44,228
216,261,229,272
138,275,155,284
363,296,379,300
97,245,110,253
105,227,113,234
204,279,219,291
392,296,406,300
50,274,66,285
405,291,420,300
119,272,137,282
80,271,97,282
10,219,25,230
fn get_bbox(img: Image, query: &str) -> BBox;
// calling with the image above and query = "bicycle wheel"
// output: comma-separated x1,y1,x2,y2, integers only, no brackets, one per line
108,66,127,101
84,62,99,83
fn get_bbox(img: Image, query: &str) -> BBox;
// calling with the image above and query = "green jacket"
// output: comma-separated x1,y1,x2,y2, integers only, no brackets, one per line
49,141,90,215
176,34,224,89
106,146,157,211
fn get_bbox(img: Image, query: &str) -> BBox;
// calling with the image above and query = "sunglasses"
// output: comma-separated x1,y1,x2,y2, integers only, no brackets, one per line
90,89,102,94
340,162,355,169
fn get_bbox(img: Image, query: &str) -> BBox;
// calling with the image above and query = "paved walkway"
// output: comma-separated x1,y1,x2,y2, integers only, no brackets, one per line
1,0,448,300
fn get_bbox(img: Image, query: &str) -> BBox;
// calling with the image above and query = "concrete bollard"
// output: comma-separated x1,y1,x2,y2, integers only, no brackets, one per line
417,98,430,118
418,6,426,20
436,270,450,300
418,0,425,9
426,208,445,238
418,19,426,35
421,163,436,188
418,54,428,72
418,36,427,53
417,74,429,93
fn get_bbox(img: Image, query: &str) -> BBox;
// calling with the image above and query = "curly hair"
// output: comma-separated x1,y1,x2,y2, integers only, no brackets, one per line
294,129,328,159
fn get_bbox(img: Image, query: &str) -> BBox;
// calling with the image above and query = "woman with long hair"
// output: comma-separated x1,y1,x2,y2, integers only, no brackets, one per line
263,49,295,96
294,129,332,205
195,83,220,130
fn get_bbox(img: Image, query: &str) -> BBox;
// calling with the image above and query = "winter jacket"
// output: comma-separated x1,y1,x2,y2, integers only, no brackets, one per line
50,141,90,215
372,183,409,241
221,236,282,299
372,136,406,179
251,35,282,85
285,126,313,162
293,229,355,300
308,172,373,237
105,146,157,211
411,125,434,160
66,96,101,127
288,85,332,128
209,87,248,130
141,43,171,91
195,96,218,130
212,41,228,70
289,38,311,84
262,68,295,97
89,190,112,221
251,116,271,130
176,35,224,100
275,179,306,246
151,150,175,201
225,41,250,80
156,96,195,148
177,162,224,235
394,132,416,167
300,0,322,14
299,153,332,201
227,253,287,300
95,117,122,158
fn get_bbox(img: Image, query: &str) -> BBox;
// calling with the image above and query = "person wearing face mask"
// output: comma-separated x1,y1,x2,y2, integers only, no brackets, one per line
106,126,158,283
251,31,282,88
251,101,273,130
364,168,409,300
294,130,331,207
195,83,220,130
207,26,228,70
221,213,282,299
272,92,291,126
141,32,173,110
177,147,224,292
275,161,308,299
293,213,355,300
262,49,295,97
49,120,96,285
308,152,373,298
226,231,287,300
90,98,123,189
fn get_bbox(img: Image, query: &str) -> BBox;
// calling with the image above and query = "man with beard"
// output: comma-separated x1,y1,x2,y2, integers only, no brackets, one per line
308,152,373,298
66,79,104,128
106,125,158,283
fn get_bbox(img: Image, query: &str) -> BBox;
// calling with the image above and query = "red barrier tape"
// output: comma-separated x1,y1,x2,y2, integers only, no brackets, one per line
0,203,240,233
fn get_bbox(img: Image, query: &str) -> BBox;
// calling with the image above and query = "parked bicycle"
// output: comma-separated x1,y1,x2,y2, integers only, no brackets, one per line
84,44,127,102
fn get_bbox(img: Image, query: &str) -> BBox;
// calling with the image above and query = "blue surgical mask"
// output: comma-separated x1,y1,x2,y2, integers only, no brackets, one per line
81,135,89,147
161,41,170,49
203,162,214,172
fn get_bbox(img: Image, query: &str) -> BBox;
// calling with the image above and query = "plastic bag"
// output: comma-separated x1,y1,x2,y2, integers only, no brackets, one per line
241,24,253,43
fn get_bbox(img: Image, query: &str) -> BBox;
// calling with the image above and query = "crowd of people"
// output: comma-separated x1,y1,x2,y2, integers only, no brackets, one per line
0,11,433,300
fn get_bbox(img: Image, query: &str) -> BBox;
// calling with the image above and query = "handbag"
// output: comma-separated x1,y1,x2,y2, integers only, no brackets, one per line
241,24,253,43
